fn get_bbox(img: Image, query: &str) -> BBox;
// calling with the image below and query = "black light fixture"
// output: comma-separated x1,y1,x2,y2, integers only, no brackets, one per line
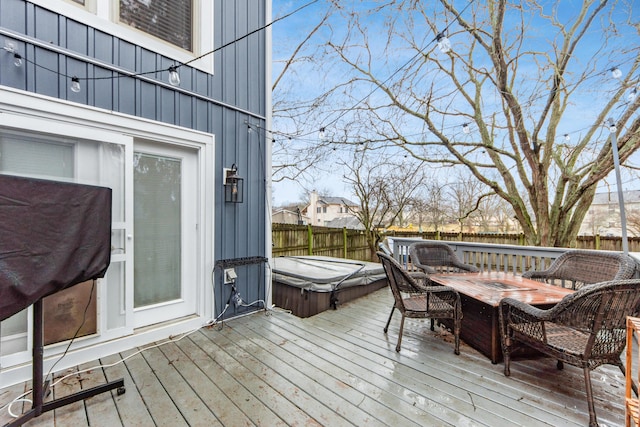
224,164,244,203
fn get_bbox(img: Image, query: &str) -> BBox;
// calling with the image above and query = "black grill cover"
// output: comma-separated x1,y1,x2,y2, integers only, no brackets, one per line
0,175,112,321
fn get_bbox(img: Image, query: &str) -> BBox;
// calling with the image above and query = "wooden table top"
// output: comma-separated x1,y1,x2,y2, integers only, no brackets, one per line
429,271,573,307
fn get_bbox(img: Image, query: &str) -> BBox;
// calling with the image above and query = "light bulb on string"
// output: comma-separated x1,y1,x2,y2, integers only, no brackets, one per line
610,67,622,79
318,127,326,141
13,53,22,67
70,76,81,93
564,134,570,142
436,32,451,54
168,65,181,86
462,123,470,134
628,87,637,102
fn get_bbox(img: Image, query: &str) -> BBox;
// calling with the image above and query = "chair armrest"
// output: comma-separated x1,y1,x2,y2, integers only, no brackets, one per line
499,297,552,321
521,270,547,281
413,264,437,275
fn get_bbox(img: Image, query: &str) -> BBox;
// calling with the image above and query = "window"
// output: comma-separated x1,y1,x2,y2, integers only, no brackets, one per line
317,207,321,213
323,207,327,213
119,0,193,51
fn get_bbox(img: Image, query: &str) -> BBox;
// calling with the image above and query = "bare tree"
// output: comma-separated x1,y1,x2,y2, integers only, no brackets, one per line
275,0,640,247
340,149,426,258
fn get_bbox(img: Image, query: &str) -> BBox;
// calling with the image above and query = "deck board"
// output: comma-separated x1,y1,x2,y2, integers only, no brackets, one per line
0,287,627,426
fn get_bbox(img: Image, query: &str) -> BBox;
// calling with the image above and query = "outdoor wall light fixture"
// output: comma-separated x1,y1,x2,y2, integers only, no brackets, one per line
224,164,244,203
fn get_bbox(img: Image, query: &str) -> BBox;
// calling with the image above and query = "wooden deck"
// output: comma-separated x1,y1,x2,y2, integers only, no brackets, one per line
0,287,627,426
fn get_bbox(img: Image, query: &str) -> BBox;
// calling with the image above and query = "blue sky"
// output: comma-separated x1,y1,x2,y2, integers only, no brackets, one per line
270,0,640,207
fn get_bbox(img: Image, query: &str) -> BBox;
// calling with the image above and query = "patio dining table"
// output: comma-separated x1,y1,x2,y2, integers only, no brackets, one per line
429,271,573,363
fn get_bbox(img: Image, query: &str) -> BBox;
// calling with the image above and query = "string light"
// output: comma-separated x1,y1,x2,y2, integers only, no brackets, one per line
610,67,622,79
70,76,81,93
462,123,470,134
318,127,326,141
628,87,637,102
436,32,451,54
12,53,22,67
168,65,181,86
564,134,570,142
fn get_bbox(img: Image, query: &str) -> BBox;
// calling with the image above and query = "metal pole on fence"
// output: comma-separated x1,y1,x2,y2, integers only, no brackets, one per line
608,118,629,255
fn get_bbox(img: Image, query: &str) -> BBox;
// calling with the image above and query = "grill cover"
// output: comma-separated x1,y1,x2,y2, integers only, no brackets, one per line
0,174,112,320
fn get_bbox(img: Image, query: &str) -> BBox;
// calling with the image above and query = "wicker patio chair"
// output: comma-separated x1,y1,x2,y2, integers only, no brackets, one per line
522,249,637,290
499,279,640,427
377,252,462,354
408,241,479,275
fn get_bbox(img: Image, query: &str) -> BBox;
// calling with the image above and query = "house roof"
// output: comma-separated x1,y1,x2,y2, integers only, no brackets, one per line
325,216,365,230
317,196,358,206
592,190,640,205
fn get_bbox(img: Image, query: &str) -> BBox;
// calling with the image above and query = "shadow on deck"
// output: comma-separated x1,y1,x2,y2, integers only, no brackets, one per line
0,287,626,426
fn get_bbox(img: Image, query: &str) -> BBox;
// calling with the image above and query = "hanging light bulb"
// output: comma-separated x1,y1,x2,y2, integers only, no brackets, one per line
564,134,570,142
462,123,470,134
13,53,22,67
318,127,326,141
610,67,622,79
70,76,81,93
168,65,181,86
436,32,451,54
628,87,637,102
607,118,617,133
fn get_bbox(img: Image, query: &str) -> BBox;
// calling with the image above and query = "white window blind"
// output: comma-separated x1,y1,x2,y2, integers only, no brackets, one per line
119,0,192,51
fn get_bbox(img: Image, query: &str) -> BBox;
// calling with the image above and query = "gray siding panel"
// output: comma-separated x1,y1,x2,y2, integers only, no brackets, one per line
1,0,268,317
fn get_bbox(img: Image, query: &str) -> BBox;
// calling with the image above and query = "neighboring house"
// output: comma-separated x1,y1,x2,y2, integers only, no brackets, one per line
579,190,640,236
303,190,359,226
272,206,310,225
0,0,270,385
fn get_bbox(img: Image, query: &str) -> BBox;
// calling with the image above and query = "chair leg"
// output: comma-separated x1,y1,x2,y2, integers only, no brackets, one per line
430,318,435,331
453,316,460,355
384,305,395,333
396,315,405,352
583,367,598,427
503,335,511,376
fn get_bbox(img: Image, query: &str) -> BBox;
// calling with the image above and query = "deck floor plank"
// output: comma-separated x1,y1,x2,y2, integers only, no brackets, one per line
232,311,472,426
77,361,123,427
50,366,89,426
140,344,221,426
177,334,287,426
120,348,189,426
157,337,254,427
218,315,419,426
100,352,156,427
0,286,627,426
189,328,325,427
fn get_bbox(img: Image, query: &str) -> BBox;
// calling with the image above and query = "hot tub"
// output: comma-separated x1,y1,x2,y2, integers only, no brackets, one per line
272,256,388,318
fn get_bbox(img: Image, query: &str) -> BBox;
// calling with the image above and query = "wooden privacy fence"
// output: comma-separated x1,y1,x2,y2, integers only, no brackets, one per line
272,224,640,261
272,224,371,260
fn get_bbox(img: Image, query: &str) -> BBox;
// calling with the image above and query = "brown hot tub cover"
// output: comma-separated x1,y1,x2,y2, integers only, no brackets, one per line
0,174,112,320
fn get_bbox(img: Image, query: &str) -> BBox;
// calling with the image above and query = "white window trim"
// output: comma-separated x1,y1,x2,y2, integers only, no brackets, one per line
0,86,215,386
26,0,213,74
